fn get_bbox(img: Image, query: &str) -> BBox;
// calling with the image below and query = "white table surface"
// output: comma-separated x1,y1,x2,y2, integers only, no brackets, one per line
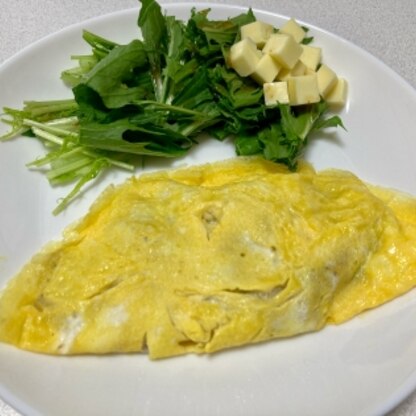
0,1,415,415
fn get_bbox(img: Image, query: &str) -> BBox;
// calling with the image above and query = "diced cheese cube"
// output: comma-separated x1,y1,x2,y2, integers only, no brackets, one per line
305,68,317,76
277,68,291,81
287,74,320,105
229,38,262,77
325,78,348,106
299,45,321,71
240,20,274,48
279,18,306,43
264,82,290,106
317,64,338,96
251,54,282,85
290,60,307,76
277,59,306,81
262,33,303,69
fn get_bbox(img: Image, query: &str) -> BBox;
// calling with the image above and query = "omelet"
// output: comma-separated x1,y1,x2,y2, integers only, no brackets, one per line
0,157,415,359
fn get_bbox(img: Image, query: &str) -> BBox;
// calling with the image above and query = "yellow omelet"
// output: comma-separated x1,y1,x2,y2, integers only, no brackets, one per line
0,157,415,359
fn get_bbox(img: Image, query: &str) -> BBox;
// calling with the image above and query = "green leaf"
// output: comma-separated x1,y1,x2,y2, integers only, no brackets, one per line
161,16,187,103
138,0,167,101
280,101,327,140
82,40,149,108
210,65,263,109
259,123,294,163
138,0,167,52
82,30,119,54
172,68,213,108
313,114,346,131
73,84,109,122
61,31,119,87
235,133,262,156
79,118,193,157
302,36,314,45
190,8,255,47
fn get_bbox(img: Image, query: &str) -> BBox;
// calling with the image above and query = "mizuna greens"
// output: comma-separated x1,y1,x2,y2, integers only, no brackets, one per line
0,0,344,214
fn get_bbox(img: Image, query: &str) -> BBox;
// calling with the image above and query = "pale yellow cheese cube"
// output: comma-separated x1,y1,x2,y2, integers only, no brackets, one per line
290,60,307,76
299,45,322,71
325,78,348,106
317,64,338,96
262,33,303,69
279,18,306,43
287,74,320,105
251,54,282,85
277,59,306,81
277,68,291,81
305,68,317,76
229,38,262,77
264,82,290,106
240,20,274,48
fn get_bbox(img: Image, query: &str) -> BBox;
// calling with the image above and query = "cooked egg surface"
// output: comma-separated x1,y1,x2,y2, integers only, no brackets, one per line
0,158,415,359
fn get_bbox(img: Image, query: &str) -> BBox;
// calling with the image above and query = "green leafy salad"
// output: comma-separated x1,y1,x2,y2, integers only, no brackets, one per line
0,0,344,214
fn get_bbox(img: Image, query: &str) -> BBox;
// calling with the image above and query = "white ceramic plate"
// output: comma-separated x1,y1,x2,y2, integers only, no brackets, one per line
1,4,416,416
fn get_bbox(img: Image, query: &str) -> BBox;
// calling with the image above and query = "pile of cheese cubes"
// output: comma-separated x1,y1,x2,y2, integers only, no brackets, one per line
229,18,347,107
